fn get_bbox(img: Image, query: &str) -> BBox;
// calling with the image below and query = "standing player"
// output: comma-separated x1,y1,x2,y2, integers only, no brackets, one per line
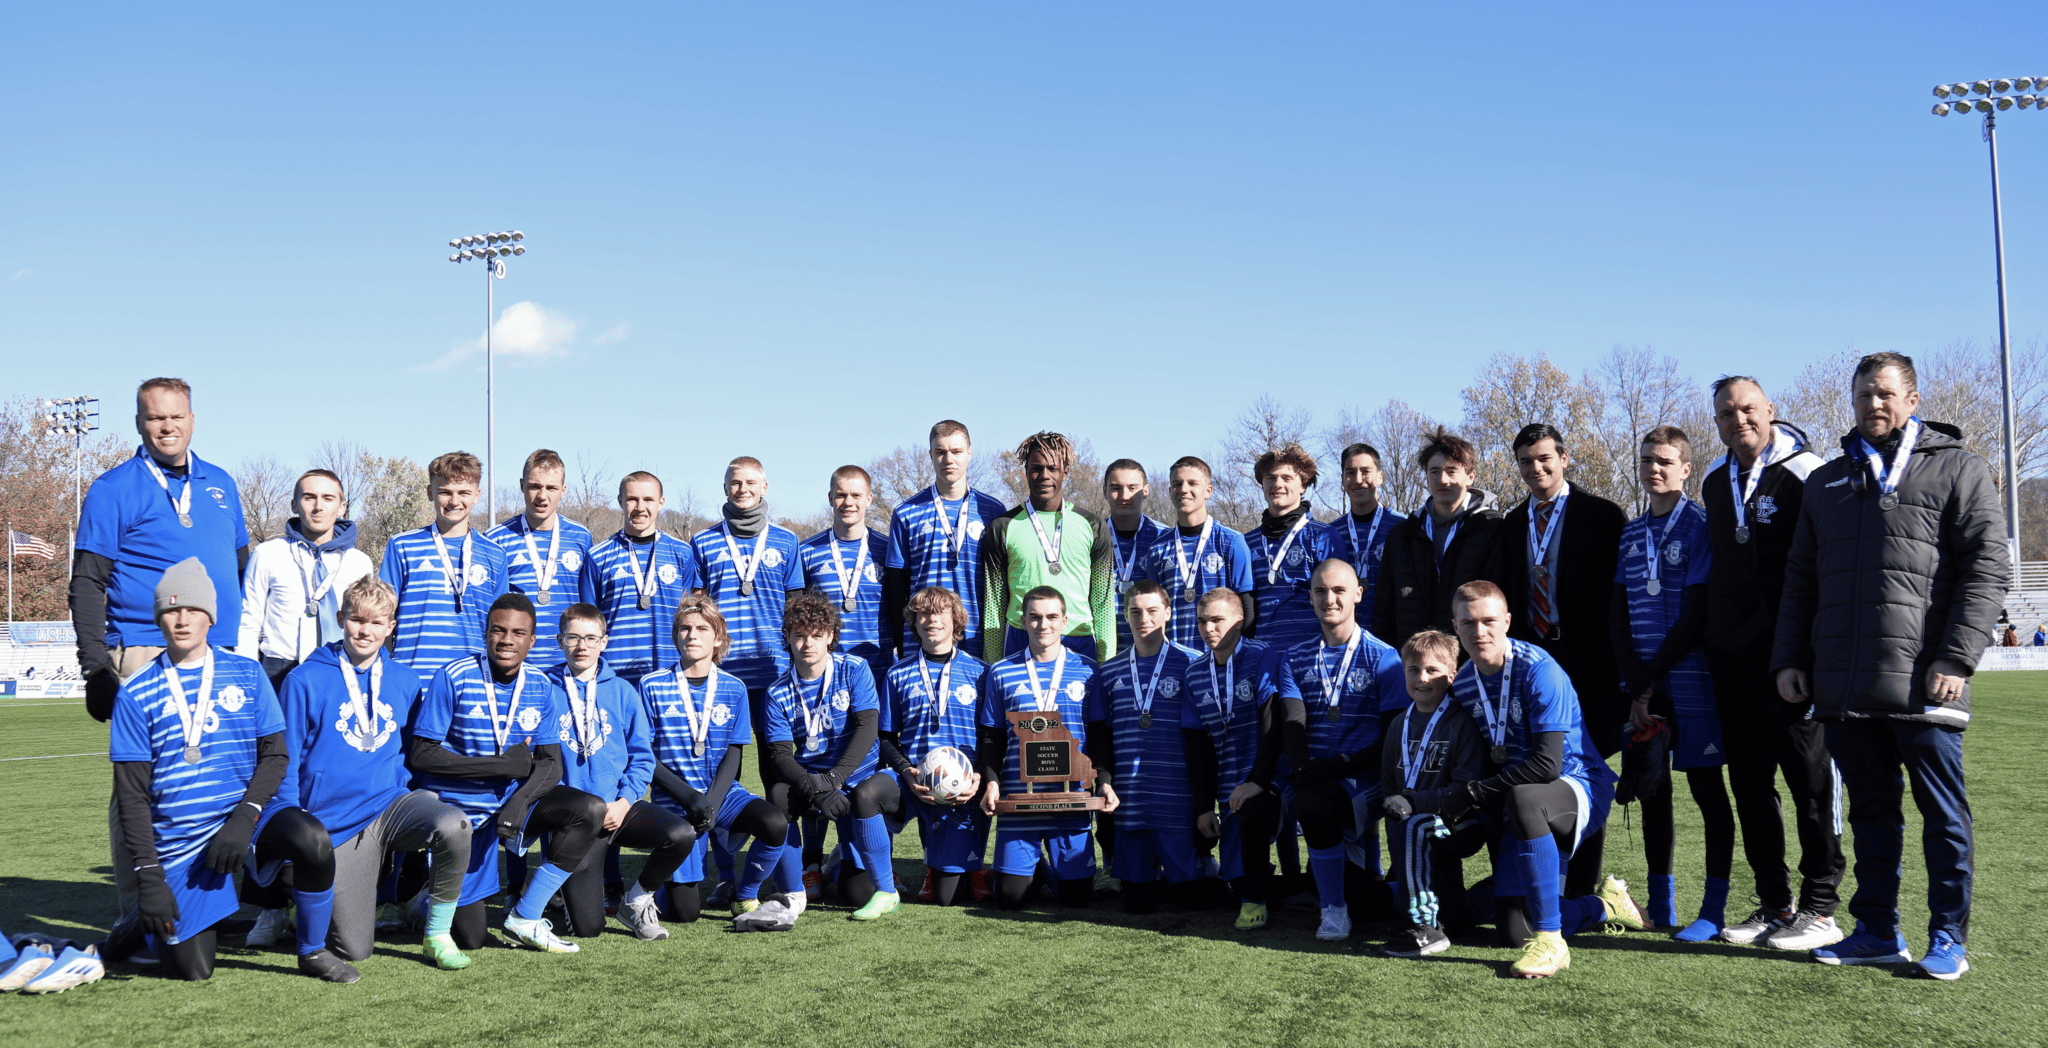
1102,459,1170,654
801,465,892,683
488,449,594,669
1375,428,1505,653
1376,630,1488,958
1096,581,1224,912
877,586,990,907
1243,446,1334,653
976,588,1118,910
1143,457,1255,651
581,471,698,684
692,456,807,746
980,432,1117,663
1330,443,1403,635
378,451,509,674
1273,560,1408,941
1181,588,1287,930
238,469,373,688
885,420,1009,660
1611,427,1736,939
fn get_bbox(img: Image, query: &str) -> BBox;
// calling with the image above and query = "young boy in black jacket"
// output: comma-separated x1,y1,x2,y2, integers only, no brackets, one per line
1377,629,1488,957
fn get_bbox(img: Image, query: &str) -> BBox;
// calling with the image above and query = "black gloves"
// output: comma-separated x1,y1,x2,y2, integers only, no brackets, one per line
136,867,181,940
1440,781,1479,821
813,788,851,819
497,742,533,779
85,667,121,723
799,772,835,802
1381,793,1413,821
683,793,715,833
1294,756,1344,787
203,806,258,874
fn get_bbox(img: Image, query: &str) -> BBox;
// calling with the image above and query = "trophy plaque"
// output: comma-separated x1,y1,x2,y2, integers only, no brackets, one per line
991,710,1106,814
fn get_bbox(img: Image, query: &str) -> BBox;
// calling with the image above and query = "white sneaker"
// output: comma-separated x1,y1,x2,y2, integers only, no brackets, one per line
1315,905,1353,941
620,890,669,941
245,907,291,948
502,915,580,954
1764,910,1844,951
22,946,103,994
1718,906,1792,945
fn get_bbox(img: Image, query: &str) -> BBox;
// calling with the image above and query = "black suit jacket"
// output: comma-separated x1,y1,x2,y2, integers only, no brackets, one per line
1486,487,1628,727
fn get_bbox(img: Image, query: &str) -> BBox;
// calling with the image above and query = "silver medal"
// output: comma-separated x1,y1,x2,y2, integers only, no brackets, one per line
178,513,192,528
183,745,202,764
304,600,319,618
1048,562,1061,576
1879,493,1899,511
1489,745,1507,764
1645,579,1661,596
741,581,755,597
693,741,705,757
1734,526,1751,544
638,594,651,610
844,597,857,612
1139,712,1153,730
1533,564,1549,584
1327,706,1341,724
537,591,552,606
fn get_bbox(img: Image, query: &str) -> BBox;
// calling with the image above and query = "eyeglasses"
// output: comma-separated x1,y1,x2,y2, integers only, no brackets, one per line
561,633,605,646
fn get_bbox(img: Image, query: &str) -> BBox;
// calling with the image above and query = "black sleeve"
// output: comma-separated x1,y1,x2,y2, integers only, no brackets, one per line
976,723,1009,788
705,744,742,815
878,729,916,779
765,740,809,788
70,548,115,673
1641,583,1709,685
237,544,250,582
1085,717,1114,789
825,709,878,787
1247,697,1284,788
236,732,288,813
651,762,702,807
499,743,564,817
882,567,911,660
113,760,164,871
1335,728,1383,781
1467,731,1563,805
1406,715,1487,815
1611,584,1651,699
406,737,527,780
1278,694,1310,774
1184,728,1218,812
1374,540,1398,648
1378,725,1403,801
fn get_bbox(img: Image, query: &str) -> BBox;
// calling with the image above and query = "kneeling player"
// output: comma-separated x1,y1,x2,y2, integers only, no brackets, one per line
877,586,990,906
975,587,1119,910
111,558,348,981
1181,588,1287,929
764,592,901,921
1376,630,1488,957
548,604,695,939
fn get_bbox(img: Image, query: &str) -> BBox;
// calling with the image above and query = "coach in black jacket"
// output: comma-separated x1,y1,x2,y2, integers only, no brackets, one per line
1374,428,1505,652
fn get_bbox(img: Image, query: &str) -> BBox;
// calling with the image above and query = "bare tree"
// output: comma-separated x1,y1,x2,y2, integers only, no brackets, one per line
351,454,430,569
1322,398,1442,517
1460,352,1613,504
1595,345,1715,512
310,439,370,509
235,455,291,543
1773,348,1861,460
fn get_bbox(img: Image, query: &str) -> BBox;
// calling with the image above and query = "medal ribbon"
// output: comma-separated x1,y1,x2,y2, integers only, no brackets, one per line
142,455,193,524
1422,500,1464,571
484,660,528,752
1114,525,1142,587
931,491,972,557
1024,650,1067,712
1525,484,1570,574
159,649,217,755
1130,648,1167,721
1729,436,1779,535
522,519,562,596
917,654,954,734
681,672,714,755
720,525,770,591
1346,510,1384,571
1262,513,1310,586
827,532,870,607
430,528,471,599
566,672,601,754
1174,519,1214,599
1645,497,1688,588
628,535,661,605
799,658,836,748
1024,504,1064,576
1314,627,1364,721
339,654,383,741
1470,648,1515,748
1206,648,1236,712
1401,701,1451,790
1856,417,1922,497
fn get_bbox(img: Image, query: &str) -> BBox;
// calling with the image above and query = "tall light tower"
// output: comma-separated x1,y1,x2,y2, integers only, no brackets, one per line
447,231,527,524
41,396,100,565
1932,78,2041,575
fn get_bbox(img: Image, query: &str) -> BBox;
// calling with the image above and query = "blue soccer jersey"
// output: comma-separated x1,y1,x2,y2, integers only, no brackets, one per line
109,649,285,937
800,527,890,663
978,648,1104,832
691,522,806,690
580,531,700,683
1329,507,1401,633
273,642,421,848
763,652,881,780
1108,517,1172,652
1450,640,1615,810
1274,628,1407,771
1616,499,1716,718
1097,641,1201,831
1139,520,1255,651
411,655,565,820
886,487,1010,648
78,448,249,649
1179,640,1284,805
1243,518,1335,652
548,660,655,804
639,666,752,811
878,649,987,768
487,514,595,667
377,525,510,673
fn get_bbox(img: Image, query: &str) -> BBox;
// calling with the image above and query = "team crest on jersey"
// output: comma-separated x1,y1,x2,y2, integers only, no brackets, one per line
467,563,490,587
558,707,614,757
1159,677,1181,698
863,563,880,583
658,563,680,585
1202,552,1224,573
215,684,249,713
967,520,986,541
1234,679,1254,702
1755,496,1780,523
832,688,852,711
1285,545,1306,567
1065,681,1086,702
1663,541,1685,566
561,550,583,571
709,702,734,727
1347,668,1370,692
515,706,545,732
760,548,785,569
952,683,977,706
206,486,229,508
336,700,397,753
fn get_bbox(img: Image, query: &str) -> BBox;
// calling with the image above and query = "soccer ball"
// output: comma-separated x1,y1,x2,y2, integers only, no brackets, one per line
919,746,973,804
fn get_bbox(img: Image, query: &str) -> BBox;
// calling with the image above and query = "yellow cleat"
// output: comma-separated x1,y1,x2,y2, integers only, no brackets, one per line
1511,931,1570,978
1597,874,1649,932
423,933,471,971
732,897,761,917
1234,901,1269,930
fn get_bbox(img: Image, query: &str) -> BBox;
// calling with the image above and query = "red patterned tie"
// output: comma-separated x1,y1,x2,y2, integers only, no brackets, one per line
1530,499,1556,638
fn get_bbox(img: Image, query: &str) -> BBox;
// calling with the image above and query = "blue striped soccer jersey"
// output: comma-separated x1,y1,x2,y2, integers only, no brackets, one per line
639,666,753,808
487,514,595,667
800,527,891,666
1274,627,1408,772
1108,517,1171,652
1178,639,1284,806
1243,517,1336,652
690,522,806,690
1139,521,1255,651
762,651,881,780
377,525,509,673
1096,641,1201,831
1616,499,1716,719
886,487,1009,649
580,530,700,683
977,648,1103,832
1449,639,1616,815
410,655,566,821
878,649,988,769
1329,506,1402,634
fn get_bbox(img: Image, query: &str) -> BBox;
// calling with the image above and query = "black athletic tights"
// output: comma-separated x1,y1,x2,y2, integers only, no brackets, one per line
562,802,695,937
162,808,334,981
450,786,606,950
1642,766,1736,879
1494,780,1581,948
666,799,787,924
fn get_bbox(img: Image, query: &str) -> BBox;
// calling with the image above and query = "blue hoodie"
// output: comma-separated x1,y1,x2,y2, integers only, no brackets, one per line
288,516,360,555
271,641,425,847
547,658,656,803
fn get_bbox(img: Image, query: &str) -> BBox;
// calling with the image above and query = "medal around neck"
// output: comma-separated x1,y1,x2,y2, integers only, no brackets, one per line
990,710,1107,814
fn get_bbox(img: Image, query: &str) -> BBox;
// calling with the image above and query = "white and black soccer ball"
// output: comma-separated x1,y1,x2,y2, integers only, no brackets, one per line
919,745,973,803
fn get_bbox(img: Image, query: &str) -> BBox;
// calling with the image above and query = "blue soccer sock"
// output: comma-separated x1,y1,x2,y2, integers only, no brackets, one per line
1650,874,1679,928
740,836,784,901
1307,844,1348,909
1516,833,1563,933
292,887,335,957
854,815,897,894
1697,875,1729,925
0,931,16,965
425,900,457,937
772,839,805,894
511,862,574,922
712,832,737,883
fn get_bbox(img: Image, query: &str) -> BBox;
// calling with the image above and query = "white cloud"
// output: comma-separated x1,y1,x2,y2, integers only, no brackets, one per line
591,321,630,345
417,300,585,371
11,269,30,281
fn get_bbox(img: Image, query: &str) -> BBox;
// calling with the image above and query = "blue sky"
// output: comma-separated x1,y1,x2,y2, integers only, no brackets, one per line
5,2,2044,519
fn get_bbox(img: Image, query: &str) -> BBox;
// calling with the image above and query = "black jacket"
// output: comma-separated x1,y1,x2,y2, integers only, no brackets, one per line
1772,421,2010,726
1486,485,1628,724
1374,489,1505,652
1701,421,1823,669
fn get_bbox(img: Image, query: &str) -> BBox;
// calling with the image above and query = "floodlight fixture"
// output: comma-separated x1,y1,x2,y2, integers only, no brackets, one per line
443,229,530,525
1997,96,2015,111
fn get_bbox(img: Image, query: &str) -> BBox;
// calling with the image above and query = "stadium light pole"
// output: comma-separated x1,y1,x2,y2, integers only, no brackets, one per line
40,395,99,577
1932,78,2041,576
447,231,527,524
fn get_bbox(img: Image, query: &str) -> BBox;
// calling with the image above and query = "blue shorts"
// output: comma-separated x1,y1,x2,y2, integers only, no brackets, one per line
1670,713,1726,771
671,786,763,885
1111,827,1206,884
994,825,1096,878
905,791,990,873
458,823,503,906
1002,626,1097,662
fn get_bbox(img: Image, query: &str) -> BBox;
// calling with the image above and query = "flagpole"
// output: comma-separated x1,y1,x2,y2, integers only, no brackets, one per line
8,525,15,630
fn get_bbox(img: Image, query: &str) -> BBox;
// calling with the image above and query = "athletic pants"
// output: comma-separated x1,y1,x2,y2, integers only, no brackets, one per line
562,801,694,937
1712,665,1843,915
327,789,472,961
1826,718,1972,942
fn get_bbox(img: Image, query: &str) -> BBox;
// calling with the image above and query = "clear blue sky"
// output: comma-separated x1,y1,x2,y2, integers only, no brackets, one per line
5,2,2043,518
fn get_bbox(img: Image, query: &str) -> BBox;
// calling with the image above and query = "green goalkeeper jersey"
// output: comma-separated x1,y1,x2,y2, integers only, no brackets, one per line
978,502,1117,663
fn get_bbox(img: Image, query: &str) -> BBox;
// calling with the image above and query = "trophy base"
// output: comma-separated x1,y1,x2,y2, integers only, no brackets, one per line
992,792,1107,814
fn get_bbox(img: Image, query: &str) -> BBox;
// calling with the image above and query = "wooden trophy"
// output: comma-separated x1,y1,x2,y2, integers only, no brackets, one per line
991,709,1107,814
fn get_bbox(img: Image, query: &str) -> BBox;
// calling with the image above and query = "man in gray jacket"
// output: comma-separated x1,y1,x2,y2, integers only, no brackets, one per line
1773,352,2008,981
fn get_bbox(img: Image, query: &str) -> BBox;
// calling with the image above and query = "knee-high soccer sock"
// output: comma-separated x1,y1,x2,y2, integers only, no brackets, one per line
1650,874,1679,928
772,838,805,895
712,832,737,884
1554,844,1607,935
425,900,457,937
739,836,782,901
293,887,335,957
1696,875,1729,925
853,815,898,894
1307,844,1348,909
1516,833,1563,933
511,862,575,922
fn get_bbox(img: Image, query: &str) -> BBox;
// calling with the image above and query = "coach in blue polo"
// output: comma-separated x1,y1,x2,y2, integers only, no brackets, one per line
70,376,249,953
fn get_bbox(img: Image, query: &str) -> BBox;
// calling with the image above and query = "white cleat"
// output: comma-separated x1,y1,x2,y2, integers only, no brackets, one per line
502,915,580,953
1315,905,1353,941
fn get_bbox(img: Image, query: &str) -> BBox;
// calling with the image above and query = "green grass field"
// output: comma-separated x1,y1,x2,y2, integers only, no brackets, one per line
3,676,2044,1048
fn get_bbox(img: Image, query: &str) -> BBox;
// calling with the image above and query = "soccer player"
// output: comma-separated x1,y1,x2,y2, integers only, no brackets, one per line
762,592,900,920
639,596,793,923
488,449,595,669
980,431,1116,663
405,592,604,954
1376,630,1488,958
976,587,1119,909
581,471,698,684
691,456,807,742
547,603,695,939
885,420,1009,658
1096,580,1224,913
1611,426,1735,939
1180,587,1287,930
1330,443,1402,635
877,586,990,907
1102,459,1170,654
1242,445,1334,652
1375,427,1505,653
378,451,509,673
801,465,892,683
1440,582,1643,979
1142,457,1255,652
238,469,374,688
1273,559,1408,941
109,558,350,982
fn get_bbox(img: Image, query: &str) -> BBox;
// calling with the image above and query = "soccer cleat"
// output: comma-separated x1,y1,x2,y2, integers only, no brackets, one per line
1234,901,1269,930
21,945,102,994
732,897,761,917
245,907,291,948
1382,924,1450,958
620,894,669,941
422,933,471,970
705,880,736,910
1812,923,1913,966
297,948,361,984
0,944,56,991
1511,931,1571,978
917,869,936,904
732,894,798,932
1674,917,1723,943
1918,932,1968,980
1765,910,1844,951
851,890,901,921
604,886,623,918
1315,905,1353,941
802,864,824,902
502,915,580,954
968,868,993,903
1596,875,1649,932
1719,906,1793,945
374,903,407,933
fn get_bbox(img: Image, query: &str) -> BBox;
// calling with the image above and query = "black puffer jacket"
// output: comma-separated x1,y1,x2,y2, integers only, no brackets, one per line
1771,421,2010,726
1373,489,1505,652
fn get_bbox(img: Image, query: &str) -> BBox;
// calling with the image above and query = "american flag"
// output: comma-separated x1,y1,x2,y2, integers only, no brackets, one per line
9,530,57,560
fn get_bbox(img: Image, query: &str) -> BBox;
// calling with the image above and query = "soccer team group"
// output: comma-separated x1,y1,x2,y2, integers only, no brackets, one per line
0,356,1997,993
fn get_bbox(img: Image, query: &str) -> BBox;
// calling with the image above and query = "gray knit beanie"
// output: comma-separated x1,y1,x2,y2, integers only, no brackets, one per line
154,557,218,623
